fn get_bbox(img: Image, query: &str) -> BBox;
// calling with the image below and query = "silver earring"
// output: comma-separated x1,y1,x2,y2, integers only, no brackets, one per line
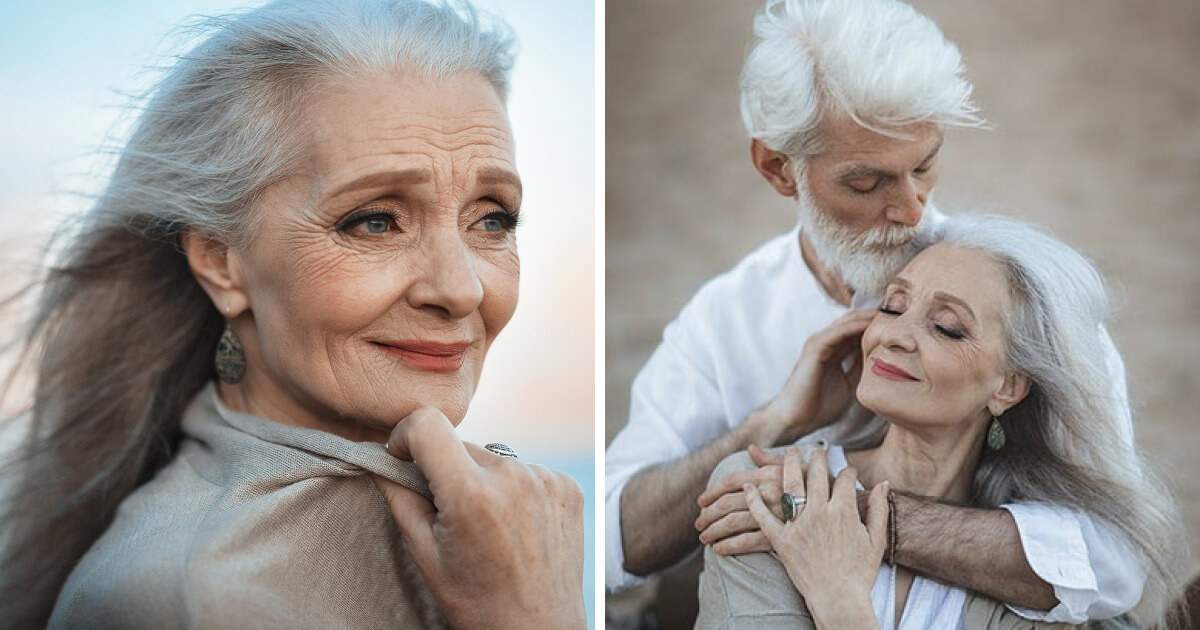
215,313,246,384
987,416,1006,451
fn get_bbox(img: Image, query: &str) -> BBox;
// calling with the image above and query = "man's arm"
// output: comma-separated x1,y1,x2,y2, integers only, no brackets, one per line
620,413,779,577
890,495,1058,611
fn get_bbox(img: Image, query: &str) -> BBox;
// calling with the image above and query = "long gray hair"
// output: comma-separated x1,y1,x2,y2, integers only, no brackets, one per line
833,213,1189,625
0,1,515,626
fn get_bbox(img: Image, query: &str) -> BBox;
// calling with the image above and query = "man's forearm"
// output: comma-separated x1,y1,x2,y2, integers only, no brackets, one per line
619,420,764,577
893,494,1057,611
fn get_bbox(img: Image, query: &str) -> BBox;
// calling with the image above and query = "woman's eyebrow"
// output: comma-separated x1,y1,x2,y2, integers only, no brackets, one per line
933,291,977,323
475,166,522,196
325,169,433,201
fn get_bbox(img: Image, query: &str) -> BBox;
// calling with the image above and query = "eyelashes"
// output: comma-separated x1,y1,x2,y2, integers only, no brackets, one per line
336,204,522,236
877,305,967,340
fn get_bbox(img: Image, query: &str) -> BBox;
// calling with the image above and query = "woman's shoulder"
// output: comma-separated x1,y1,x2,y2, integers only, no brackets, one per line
51,446,440,628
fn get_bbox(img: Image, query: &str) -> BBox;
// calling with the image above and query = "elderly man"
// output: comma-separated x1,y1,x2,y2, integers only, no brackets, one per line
605,0,1144,624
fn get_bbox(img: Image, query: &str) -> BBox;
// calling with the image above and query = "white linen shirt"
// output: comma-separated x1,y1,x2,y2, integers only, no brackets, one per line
604,212,1145,623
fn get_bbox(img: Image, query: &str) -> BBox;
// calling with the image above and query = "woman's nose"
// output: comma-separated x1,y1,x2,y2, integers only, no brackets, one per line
406,230,484,319
879,313,918,352
884,175,926,227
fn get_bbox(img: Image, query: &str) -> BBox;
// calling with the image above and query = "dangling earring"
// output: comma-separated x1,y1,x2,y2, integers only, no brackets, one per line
987,416,1006,451
215,305,246,384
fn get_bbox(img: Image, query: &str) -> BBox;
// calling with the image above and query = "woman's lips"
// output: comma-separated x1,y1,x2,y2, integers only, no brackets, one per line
870,357,919,381
376,340,470,372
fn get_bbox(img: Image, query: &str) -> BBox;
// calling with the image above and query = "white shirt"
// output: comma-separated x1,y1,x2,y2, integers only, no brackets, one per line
818,445,968,630
604,213,1145,623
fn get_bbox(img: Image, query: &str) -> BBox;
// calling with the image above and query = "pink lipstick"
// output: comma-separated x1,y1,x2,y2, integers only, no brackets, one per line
871,358,919,382
376,340,469,372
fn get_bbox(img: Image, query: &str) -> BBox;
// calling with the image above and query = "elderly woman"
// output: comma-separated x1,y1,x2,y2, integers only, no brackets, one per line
0,1,584,628
694,215,1187,629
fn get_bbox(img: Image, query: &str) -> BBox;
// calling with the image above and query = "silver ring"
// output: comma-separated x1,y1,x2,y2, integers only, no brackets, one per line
484,442,518,459
781,492,807,521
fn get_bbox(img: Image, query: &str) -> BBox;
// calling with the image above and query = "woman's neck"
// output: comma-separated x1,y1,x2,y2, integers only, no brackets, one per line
846,417,988,503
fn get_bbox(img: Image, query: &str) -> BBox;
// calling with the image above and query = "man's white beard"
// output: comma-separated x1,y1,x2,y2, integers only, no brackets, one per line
796,182,934,297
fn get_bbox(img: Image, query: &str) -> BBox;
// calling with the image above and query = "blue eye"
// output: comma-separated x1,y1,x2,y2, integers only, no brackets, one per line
339,210,397,236
477,210,519,233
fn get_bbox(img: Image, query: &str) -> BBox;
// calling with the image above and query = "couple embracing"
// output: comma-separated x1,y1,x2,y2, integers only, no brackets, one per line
605,0,1189,628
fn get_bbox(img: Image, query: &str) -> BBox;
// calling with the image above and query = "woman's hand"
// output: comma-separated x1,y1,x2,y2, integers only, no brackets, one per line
370,407,586,630
750,309,874,446
744,447,889,630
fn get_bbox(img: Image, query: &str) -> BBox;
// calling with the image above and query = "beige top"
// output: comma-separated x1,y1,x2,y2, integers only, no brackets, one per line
49,383,449,629
694,450,1089,630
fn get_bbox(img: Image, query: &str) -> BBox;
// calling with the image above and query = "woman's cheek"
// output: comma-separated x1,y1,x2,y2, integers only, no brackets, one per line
474,240,519,328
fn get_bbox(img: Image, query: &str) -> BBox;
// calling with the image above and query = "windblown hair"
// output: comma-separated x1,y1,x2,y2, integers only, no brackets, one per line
0,1,515,626
833,214,1190,625
739,0,983,160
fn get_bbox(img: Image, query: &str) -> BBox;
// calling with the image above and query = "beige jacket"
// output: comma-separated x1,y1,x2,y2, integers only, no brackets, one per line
50,383,448,629
693,451,1140,630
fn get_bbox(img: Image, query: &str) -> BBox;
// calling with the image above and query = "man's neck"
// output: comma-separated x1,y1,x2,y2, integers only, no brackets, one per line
798,229,855,307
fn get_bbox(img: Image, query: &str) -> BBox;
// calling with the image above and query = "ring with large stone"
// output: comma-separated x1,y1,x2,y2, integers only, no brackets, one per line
484,443,518,459
781,492,807,521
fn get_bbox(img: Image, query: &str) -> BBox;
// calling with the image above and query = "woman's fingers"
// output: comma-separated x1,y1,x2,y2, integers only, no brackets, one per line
782,446,806,499
831,465,858,505
805,448,831,506
384,406,475,489
371,475,437,566
866,482,891,557
742,483,782,541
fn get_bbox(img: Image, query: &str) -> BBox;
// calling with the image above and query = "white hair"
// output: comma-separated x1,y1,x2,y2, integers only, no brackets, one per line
0,1,515,627
740,0,983,159
795,179,937,295
834,214,1190,624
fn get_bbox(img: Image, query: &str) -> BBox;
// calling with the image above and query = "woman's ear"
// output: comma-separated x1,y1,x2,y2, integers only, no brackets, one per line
750,138,798,198
988,372,1031,417
182,227,248,317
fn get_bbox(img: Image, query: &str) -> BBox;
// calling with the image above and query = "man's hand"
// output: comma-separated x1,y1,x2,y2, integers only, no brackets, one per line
371,407,586,630
747,309,874,446
695,445,783,555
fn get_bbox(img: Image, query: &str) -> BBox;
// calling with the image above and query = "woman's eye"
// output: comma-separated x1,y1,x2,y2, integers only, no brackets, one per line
364,218,390,233
935,325,966,340
476,210,519,233
339,211,398,236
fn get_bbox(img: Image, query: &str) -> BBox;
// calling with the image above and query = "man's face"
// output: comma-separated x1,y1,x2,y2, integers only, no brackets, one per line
797,114,944,295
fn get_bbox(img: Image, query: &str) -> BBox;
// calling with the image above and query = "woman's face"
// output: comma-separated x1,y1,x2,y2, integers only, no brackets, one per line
856,243,1025,433
227,71,520,439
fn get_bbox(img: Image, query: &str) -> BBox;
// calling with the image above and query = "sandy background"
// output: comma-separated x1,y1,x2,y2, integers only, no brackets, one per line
606,0,1200,623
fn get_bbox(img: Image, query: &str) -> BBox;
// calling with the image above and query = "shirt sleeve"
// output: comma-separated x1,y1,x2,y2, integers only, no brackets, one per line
605,293,734,591
1000,502,1145,623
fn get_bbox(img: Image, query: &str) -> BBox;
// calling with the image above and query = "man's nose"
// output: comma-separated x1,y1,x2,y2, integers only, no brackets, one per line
405,229,484,319
885,176,927,227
